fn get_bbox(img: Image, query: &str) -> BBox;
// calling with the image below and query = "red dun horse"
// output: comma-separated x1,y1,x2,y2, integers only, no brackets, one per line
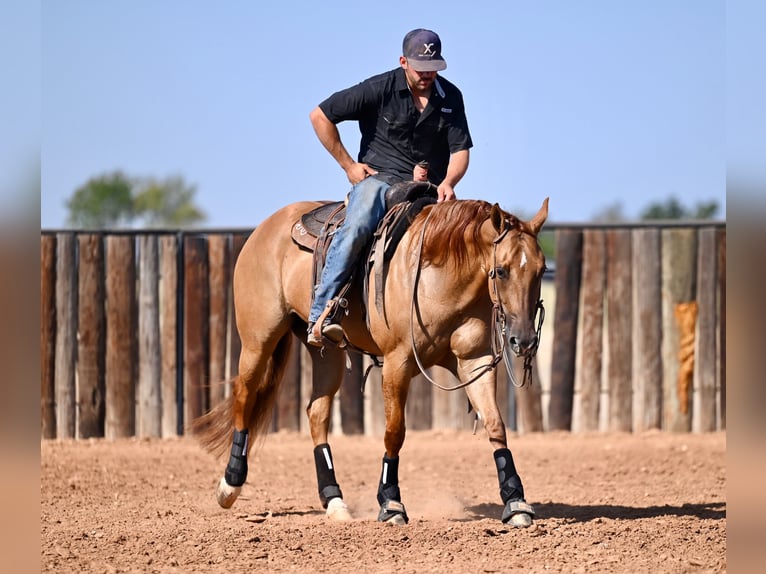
193,197,549,527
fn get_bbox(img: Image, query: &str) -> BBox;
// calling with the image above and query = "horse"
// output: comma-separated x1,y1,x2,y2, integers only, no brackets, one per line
192,196,549,527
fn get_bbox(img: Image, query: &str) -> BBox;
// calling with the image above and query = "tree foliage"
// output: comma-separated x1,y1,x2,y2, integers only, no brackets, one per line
66,171,135,228
640,196,719,220
65,171,207,228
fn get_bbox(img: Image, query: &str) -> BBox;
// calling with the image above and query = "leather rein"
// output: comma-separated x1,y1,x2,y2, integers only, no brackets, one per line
409,206,545,391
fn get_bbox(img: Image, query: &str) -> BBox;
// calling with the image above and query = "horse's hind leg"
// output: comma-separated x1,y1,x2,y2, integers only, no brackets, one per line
216,334,292,509
305,344,352,521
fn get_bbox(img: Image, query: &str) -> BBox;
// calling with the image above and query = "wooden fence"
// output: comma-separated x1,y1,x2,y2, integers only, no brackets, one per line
40,222,725,440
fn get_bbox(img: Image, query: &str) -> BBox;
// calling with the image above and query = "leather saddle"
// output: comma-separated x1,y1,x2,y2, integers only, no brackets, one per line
290,181,438,323
290,181,437,254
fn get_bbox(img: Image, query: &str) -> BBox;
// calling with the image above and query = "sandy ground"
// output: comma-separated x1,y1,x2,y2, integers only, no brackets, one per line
41,430,725,573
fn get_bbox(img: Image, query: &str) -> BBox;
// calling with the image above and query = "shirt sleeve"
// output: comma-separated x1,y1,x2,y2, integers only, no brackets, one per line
445,91,473,153
318,79,379,124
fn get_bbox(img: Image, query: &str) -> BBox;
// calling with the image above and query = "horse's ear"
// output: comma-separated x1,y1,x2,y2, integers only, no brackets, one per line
490,203,505,232
529,197,549,235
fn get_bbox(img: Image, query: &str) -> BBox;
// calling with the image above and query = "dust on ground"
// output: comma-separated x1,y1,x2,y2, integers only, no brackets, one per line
41,430,726,573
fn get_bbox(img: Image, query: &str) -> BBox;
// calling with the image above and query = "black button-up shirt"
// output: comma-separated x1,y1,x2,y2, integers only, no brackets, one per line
318,67,472,185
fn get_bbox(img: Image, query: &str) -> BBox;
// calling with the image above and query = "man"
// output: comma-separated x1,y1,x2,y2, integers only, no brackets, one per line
307,28,473,346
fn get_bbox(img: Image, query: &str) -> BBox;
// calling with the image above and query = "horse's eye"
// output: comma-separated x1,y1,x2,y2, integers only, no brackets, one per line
493,267,508,280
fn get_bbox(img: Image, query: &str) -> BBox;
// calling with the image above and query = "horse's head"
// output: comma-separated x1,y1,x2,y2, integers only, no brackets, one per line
486,198,549,358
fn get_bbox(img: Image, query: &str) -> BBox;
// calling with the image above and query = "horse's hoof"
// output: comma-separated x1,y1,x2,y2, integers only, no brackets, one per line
509,512,533,528
501,499,535,528
384,513,407,526
216,477,242,509
326,497,352,521
377,499,409,525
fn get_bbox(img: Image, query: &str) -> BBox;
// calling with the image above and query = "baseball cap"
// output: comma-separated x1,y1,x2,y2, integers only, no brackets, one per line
402,28,447,72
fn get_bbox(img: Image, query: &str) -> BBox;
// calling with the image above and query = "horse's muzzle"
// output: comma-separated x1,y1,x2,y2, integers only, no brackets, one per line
509,334,539,358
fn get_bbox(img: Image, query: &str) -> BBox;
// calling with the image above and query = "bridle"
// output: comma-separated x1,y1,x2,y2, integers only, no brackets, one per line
409,207,545,391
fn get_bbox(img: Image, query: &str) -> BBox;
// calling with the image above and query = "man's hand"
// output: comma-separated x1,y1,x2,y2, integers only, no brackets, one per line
437,182,457,202
413,163,428,182
345,162,378,185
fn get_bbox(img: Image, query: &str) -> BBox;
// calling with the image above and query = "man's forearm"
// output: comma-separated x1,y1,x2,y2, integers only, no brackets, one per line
442,149,470,187
310,106,354,171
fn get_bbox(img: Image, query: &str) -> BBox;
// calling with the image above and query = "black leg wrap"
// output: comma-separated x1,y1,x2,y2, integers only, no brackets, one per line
376,455,408,523
493,448,525,503
313,444,343,509
224,429,249,487
376,455,401,505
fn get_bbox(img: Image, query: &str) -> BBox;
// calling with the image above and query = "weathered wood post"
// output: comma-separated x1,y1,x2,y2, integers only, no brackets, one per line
694,227,718,432
717,228,726,430
55,233,77,438
575,229,606,432
184,235,209,426
661,228,697,431
632,228,662,431
277,334,302,431
606,229,633,432
138,235,162,438
159,235,179,437
77,234,106,438
340,351,366,434
105,235,137,439
548,229,583,431
41,235,57,438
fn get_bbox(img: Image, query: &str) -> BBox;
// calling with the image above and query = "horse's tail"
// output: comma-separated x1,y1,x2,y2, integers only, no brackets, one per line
191,333,294,459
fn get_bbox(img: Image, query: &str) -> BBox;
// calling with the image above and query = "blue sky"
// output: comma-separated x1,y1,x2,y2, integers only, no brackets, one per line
36,1,730,228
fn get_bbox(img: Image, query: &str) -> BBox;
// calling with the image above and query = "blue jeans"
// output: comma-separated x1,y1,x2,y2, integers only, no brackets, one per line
308,176,390,324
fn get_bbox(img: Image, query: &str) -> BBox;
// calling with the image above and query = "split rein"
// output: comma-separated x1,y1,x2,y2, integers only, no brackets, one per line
409,207,545,391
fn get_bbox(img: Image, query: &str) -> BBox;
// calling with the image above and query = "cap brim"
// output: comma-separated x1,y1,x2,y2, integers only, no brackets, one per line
408,59,447,72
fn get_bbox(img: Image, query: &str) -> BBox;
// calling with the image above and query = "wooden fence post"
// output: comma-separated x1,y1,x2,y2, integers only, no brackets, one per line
405,373,432,431
184,235,209,426
548,229,583,431
138,235,162,438
77,234,106,438
41,235,57,438
277,334,302,431
515,357,544,433
159,235,179,437
363,355,385,436
55,233,77,439
340,351,365,434
717,228,726,430
632,228,662,431
661,228,697,431
208,234,230,407
105,235,137,439
574,229,605,432
694,228,718,432
606,229,633,432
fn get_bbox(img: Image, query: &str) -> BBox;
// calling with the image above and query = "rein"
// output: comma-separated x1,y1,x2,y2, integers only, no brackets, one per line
408,208,531,392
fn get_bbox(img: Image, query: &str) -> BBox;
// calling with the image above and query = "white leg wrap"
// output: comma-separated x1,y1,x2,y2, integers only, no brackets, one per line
216,476,242,509
326,497,352,521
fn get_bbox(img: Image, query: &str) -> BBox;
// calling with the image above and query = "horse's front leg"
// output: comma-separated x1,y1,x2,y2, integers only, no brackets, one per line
306,345,352,521
462,366,535,528
376,361,412,525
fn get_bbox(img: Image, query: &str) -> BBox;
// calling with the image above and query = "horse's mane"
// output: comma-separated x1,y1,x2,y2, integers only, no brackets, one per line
416,199,518,268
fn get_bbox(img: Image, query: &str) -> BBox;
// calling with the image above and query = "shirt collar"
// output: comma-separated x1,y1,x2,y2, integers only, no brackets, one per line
394,67,444,100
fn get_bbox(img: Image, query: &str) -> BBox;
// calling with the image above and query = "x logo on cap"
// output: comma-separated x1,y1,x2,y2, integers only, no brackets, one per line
422,43,435,56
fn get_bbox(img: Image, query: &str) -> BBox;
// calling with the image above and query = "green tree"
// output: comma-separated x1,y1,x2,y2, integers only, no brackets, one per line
65,171,207,228
66,171,134,228
134,176,206,227
640,195,719,220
